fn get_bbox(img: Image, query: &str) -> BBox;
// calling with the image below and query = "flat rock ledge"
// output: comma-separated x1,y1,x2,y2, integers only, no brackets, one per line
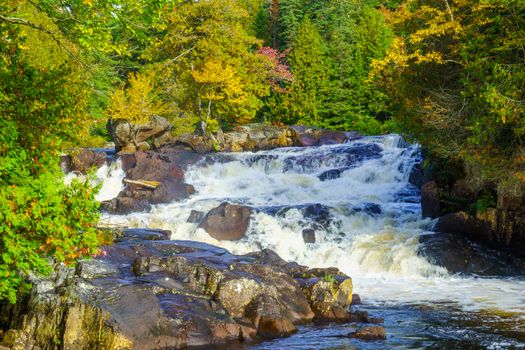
0,228,357,350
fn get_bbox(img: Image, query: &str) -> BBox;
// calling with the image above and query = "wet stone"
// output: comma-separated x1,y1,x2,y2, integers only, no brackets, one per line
187,210,205,224
350,326,386,341
302,229,316,244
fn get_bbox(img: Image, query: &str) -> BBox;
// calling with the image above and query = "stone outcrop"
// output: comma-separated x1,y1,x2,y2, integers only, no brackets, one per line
61,149,108,174
103,147,201,214
0,229,356,350
199,202,252,241
421,177,525,258
174,124,362,154
290,126,362,146
175,123,301,153
107,116,172,154
418,232,525,276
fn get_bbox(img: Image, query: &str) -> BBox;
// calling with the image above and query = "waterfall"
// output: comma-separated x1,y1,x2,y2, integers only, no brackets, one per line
101,135,525,317
65,158,125,202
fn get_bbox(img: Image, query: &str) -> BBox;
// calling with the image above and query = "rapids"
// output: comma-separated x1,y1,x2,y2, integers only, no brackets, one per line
97,134,525,348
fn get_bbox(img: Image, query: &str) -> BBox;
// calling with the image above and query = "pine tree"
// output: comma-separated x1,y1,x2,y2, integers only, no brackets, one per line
282,17,332,126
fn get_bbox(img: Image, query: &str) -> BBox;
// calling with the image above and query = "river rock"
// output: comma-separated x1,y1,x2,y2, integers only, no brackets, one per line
107,116,172,154
352,310,384,324
61,149,108,174
187,210,205,223
104,147,202,214
0,229,356,349
199,202,252,240
319,169,343,181
408,162,425,188
418,233,524,276
175,124,301,153
290,126,362,146
297,273,353,322
302,229,316,243
350,326,386,341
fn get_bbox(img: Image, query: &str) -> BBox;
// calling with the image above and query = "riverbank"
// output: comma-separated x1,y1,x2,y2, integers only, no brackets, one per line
2,126,525,349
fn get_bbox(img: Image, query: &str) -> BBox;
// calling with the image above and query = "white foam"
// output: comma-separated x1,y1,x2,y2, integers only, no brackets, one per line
64,158,125,202
100,135,525,317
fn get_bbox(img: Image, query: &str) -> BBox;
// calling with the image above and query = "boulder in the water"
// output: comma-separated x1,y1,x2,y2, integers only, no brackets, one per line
418,232,524,276
350,203,382,216
62,148,107,174
350,326,386,341
199,202,252,240
303,204,332,226
302,229,316,243
298,273,353,322
319,169,343,181
187,210,205,223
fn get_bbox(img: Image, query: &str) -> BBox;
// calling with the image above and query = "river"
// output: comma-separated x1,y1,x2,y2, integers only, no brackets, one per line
96,135,525,349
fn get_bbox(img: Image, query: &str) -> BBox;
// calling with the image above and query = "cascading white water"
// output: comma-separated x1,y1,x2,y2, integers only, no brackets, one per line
65,158,125,202
101,135,525,317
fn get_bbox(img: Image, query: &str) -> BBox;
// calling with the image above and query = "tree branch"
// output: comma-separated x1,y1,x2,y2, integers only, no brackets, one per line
0,14,85,66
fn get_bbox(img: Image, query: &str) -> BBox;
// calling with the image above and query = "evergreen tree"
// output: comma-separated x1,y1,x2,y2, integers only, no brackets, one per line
280,17,332,126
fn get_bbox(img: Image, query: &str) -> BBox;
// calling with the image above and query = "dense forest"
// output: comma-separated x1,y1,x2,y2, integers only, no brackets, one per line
1,0,524,303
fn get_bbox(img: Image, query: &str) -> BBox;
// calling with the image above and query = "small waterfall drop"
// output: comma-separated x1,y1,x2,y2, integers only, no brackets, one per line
102,135,525,317
65,158,125,202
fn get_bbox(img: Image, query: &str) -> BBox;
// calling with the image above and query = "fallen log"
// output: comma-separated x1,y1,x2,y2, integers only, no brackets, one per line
124,179,161,189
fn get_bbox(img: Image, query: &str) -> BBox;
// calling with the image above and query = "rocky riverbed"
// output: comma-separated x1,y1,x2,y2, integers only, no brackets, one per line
0,228,384,349
3,122,525,349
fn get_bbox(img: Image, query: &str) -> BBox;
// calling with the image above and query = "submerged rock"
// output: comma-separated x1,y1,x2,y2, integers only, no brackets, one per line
318,169,343,181
302,228,316,243
350,326,386,341
0,228,354,349
199,202,252,241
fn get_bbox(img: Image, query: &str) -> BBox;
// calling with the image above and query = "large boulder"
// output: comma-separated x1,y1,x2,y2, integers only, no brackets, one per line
0,229,355,349
290,126,362,147
107,116,172,154
199,202,252,240
297,271,353,322
104,148,202,214
435,211,494,247
418,233,525,276
435,208,525,258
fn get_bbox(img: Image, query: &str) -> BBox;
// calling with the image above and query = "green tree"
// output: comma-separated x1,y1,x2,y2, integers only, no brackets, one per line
0,0,170,302
371,0,525,192
147,0,270,134
0,27,100,303
279,17,332,126
262,0,392,132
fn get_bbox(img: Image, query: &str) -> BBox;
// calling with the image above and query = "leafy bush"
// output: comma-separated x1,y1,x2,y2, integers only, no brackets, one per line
0,28,100,303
